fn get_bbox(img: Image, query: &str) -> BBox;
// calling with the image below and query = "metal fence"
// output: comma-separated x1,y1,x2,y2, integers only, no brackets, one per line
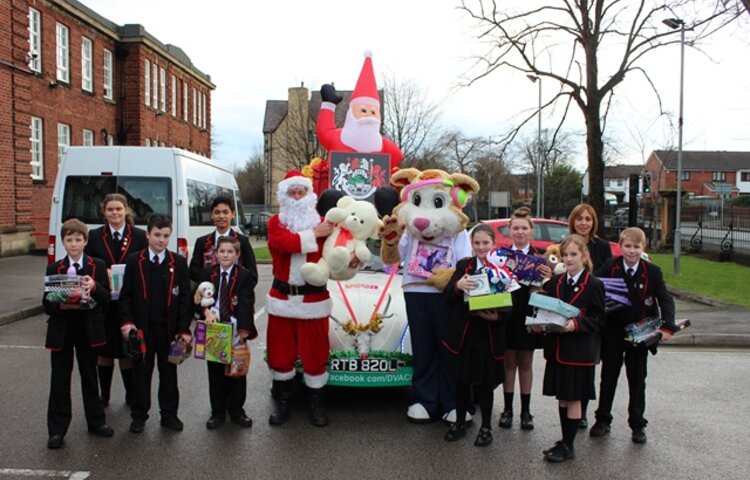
680,204,749,255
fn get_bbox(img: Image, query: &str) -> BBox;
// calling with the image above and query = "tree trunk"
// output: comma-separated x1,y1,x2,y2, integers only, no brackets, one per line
584,101,606,235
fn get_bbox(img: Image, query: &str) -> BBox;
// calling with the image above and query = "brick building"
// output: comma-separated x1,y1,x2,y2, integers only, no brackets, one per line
0,0,214,254
644,150,750,198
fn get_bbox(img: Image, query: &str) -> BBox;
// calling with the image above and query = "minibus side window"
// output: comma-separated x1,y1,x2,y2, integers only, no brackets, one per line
186,179,233,226
62,176,171,225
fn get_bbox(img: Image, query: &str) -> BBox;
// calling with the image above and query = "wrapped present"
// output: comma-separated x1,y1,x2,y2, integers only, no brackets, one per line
204,322,233,364
194,321,207,360
44,274,95,308
122,329,146,361
468,292,513,311
407,242,453,278
167,337,192,365
225,342,251,377
601,277,631,313
625,318,691,348
525,292,580,332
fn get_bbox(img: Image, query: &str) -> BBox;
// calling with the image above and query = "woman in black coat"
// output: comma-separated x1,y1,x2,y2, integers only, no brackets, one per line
85,193,147,407
442,224,508,447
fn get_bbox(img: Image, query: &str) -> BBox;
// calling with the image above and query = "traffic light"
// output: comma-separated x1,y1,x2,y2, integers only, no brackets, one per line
643,173,652,193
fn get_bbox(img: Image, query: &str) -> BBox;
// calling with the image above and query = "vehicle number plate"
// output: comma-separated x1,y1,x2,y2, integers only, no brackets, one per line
329,358,400,373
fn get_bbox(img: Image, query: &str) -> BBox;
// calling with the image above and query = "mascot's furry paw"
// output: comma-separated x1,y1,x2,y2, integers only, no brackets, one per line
379,215,404,265
426,267,455,292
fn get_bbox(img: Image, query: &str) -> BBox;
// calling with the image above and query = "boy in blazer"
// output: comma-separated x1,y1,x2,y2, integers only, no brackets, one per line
44,219,114,449
197,236,258,429
189,195,258,283
119,215,192,434
591,227,677,444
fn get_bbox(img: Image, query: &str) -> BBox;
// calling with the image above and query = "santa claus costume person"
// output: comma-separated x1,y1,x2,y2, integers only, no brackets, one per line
266,171,334,427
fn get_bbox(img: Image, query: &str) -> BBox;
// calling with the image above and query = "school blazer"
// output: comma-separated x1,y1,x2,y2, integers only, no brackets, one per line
85,224,148,268
197,264,259,340
441,257,508,359
189,230,258,283
43,256,111,350
119,249,192,336
541,271,605,366
595,257,677,334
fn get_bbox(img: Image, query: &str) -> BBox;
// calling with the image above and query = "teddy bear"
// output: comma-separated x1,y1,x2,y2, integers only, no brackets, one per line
544,244,567,276
301,196,383,286
193,281,216,307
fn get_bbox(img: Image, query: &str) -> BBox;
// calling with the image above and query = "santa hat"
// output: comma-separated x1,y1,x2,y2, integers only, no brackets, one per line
350,50,379,107
278,170,313,193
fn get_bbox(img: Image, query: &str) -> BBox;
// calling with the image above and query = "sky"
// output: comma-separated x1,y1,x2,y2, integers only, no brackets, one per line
80,0,750,172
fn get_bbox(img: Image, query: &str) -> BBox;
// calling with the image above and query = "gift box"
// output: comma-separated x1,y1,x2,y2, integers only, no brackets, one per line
225,342,251,377
44,274,95,308
466,273,491,296
625,317,691,348
601,277,631,313
407,242,452,278
122,329,146,361
468,292,513,311
167,337,192,365
525,292,579,332
200,321,232,364
109,264,126,301
497,248,548,286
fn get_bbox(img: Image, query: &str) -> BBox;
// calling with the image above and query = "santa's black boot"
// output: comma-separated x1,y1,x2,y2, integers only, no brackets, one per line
269,380,292,426
307,387,329,427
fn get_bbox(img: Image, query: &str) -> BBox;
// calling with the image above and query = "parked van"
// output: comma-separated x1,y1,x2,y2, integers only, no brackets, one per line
47,147,245,263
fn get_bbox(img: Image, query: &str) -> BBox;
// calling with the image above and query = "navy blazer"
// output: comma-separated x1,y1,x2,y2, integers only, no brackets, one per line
85,224,148,268
197,264,258,340
119,249,192,336
189,229,258,284
541,270,605,366
595,257,677,334
43,255,111,350
441,257,508,360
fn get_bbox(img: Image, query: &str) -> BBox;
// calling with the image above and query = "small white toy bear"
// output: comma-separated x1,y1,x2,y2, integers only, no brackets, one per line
301,196,383,286
193,281,216,307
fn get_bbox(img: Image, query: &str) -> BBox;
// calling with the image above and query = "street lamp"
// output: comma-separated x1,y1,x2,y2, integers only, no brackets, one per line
527,74,543,218
663,17,685,275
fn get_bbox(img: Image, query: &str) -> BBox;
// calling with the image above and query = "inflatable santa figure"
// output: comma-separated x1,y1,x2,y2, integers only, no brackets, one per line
316,51,403,187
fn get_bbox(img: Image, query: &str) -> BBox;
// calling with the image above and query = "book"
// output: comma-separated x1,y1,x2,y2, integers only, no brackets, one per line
407,242,453,278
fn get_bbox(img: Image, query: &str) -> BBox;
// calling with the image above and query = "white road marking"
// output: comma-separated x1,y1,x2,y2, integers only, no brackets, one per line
0,345,45,349
254,306,265,320
0,469,90,479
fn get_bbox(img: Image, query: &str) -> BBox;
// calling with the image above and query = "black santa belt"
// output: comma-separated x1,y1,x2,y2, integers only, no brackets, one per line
272,279,327,296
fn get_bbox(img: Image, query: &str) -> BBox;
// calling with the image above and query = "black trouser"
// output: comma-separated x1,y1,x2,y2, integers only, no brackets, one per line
207,361,247,418
130,324,179,422
595,330,649,428
48,321,105,436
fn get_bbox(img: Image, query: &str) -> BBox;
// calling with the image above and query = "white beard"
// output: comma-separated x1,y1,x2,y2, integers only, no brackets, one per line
277,190,321,233
340,108,383,153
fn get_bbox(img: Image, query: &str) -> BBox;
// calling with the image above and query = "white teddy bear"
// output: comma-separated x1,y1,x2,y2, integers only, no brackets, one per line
193,281,216,307
301,196,383,286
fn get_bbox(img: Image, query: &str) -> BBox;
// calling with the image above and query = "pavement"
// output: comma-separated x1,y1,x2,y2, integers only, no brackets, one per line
1,252,748,348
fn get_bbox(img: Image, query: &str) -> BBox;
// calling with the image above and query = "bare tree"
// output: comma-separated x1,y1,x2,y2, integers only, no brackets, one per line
274,86,325,173
439,130,490,174
459,0,744,226
382,74,444,163
511,129,577,178
235,143,266,205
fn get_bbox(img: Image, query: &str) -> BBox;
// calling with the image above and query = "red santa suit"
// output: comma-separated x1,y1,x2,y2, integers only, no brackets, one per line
266,173,332,389
316,51,403,175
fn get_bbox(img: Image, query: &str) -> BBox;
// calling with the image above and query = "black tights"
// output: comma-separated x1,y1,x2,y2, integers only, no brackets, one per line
456,382,494,429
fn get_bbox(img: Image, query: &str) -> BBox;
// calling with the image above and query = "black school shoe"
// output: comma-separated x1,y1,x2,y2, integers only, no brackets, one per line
579,417,588,429
544,442,575,463
230,413,253,428
474,427,493,447
160,416,184,431
88,424,114,437
444,423,467,441
589,421,611,437
47,435,64,449
543,440,564,455
632,427,647,444
498,410,513,429
520,412,535,430
206,416,225,430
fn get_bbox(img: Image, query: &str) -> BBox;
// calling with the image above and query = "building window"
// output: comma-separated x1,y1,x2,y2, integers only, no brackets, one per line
28,8,41,72
160,67,166,112
145,60,151,106
616,179,624,187
30,117,44,180
741,172,750,182
152,63,158,108
57,123,70,162
183,80,189,121
712,171,726,182
680,171,690,181
56,23,69,83
103,49,113,100
193,88,198,125
81,37,93,92
83,129,94,146
171,75,177,117
202,92,207,129
107,134,114,146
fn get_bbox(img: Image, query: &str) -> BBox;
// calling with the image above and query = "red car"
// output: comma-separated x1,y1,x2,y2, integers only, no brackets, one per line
481,218,621,256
